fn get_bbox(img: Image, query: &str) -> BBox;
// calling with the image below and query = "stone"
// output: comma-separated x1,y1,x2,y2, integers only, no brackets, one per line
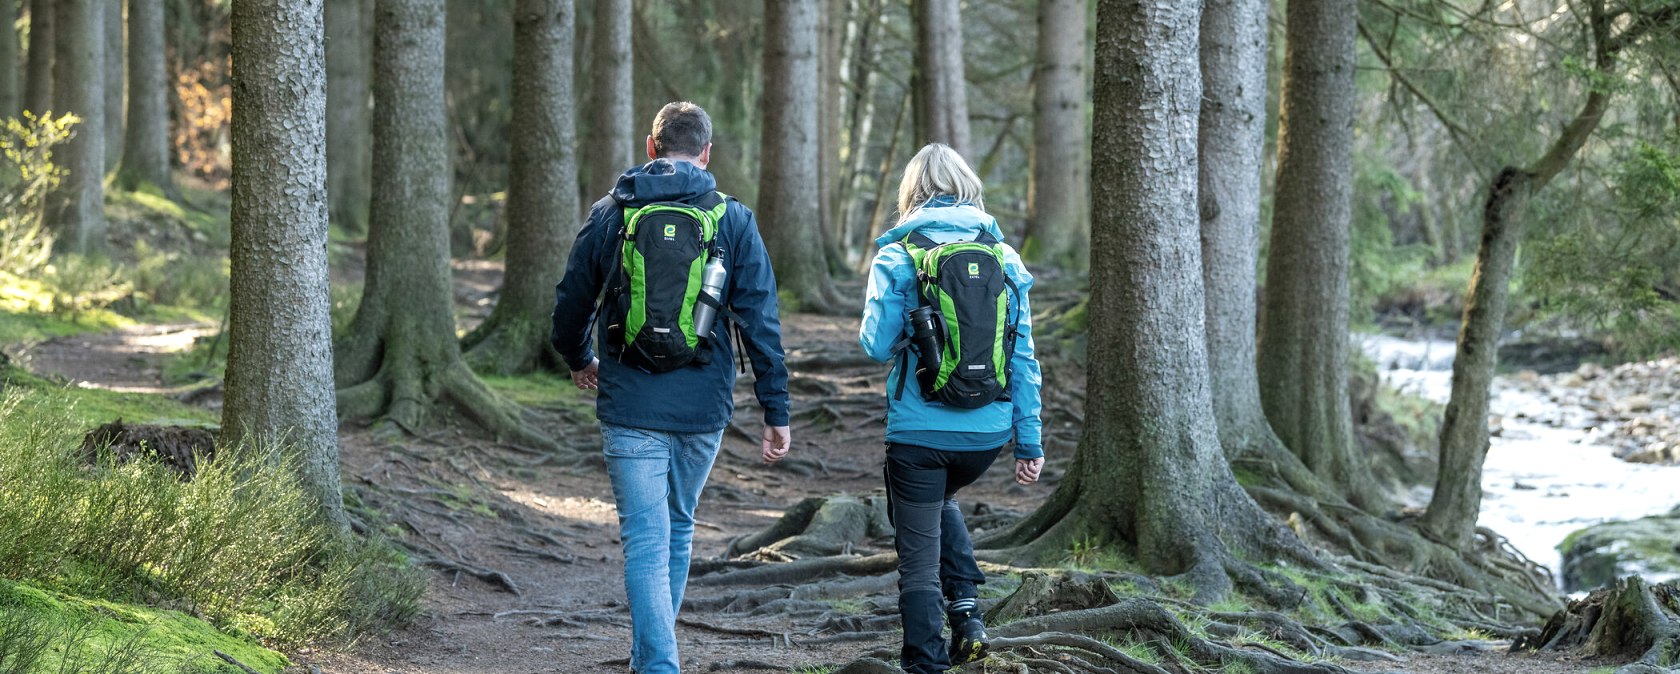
1560,511,1680,593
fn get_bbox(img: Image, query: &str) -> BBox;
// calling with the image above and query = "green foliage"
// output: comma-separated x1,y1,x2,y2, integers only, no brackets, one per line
1059,535,1137,573
0,380,422,647
0,112,76,276
1526,135,1680,356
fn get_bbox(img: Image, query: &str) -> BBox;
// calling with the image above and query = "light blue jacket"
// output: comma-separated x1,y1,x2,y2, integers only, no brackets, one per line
858,198,1044,460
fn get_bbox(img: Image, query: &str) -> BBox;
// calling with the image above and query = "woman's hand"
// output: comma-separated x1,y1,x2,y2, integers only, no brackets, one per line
1015,458,1043,485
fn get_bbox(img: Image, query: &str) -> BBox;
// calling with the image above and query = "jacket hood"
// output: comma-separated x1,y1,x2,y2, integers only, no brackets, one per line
611,159,718,207
874,196,1007,247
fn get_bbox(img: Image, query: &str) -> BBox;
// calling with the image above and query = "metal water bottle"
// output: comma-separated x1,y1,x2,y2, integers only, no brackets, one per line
908,305,944,391
692,253,728,339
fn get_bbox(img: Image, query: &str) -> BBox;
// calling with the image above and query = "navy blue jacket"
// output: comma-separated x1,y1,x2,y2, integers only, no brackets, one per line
550,159,790,432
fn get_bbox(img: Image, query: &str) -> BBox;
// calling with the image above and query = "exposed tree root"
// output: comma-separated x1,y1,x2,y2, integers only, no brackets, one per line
336,358,565,454
1524,577,1680,672
459,314,555,376
691,552,898,587
413,554,521,595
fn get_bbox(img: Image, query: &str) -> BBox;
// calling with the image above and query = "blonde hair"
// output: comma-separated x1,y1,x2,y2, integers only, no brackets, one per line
895,143,984,223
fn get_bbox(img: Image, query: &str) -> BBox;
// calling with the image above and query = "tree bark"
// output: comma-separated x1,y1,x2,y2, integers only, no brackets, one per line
818,0,847,272
23,0,50,116
117,0,176,197
460,0,576,375
326,0,373,234
911,0,970,159
759,0,838,313
582,0,632,204
1255,0,1367,504
1022,0,1087,270
992,0,1306,603
0,1,17,118
225,0,347,531
45,0,104,255
334,0,543,446
103,0,123,173
1421,0,1645,549
1199,0,1283,462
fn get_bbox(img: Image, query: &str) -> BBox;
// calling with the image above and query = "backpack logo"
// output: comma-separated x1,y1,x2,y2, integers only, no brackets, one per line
663,224,677,239
967,262,980,277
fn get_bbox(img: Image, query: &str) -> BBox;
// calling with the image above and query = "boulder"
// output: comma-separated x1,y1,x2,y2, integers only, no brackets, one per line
1560,507,1680,593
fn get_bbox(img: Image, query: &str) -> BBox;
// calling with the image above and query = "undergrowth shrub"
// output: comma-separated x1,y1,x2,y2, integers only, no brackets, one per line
0,112,74,278
0,386,423,647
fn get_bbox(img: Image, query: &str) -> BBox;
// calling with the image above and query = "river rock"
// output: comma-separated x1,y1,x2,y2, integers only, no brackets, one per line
1559,506,1680,593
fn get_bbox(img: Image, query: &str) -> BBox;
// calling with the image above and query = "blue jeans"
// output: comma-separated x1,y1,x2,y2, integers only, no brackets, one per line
602,422,725,674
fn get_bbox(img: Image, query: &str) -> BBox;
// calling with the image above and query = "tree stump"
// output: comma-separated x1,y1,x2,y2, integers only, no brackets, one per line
79,419,217,479
986,570,1121,624
727,493,893,559
1526,576,1680,671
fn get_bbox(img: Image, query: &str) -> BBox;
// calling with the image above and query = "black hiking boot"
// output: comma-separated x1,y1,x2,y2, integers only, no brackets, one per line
947,604,989,666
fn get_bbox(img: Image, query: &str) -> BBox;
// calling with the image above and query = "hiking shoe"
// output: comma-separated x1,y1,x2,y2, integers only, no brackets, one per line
948,614,990,666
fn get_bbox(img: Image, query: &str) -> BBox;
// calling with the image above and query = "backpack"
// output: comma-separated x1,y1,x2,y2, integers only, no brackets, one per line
600,191,735,373
893,229,1020,409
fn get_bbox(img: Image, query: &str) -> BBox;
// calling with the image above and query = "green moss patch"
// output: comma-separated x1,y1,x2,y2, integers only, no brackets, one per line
0,579,288,673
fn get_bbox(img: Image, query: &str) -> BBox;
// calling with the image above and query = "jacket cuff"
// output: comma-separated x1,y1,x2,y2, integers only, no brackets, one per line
763,407,790,427
563,348,595,373
1013,443,1044,461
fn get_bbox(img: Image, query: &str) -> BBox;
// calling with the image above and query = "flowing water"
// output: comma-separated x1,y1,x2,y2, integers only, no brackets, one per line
1361,334,1680,587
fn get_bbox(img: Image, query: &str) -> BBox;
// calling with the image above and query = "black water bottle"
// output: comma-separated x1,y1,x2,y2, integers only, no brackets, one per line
908,305,943,393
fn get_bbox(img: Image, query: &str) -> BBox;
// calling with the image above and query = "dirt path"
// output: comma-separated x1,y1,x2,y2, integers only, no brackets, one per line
18,276,1602,674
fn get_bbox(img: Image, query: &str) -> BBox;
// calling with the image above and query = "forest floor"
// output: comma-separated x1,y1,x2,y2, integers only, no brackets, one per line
20,264,1610,674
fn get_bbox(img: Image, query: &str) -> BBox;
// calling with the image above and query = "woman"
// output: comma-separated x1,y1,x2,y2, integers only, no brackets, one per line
858,143,1045,673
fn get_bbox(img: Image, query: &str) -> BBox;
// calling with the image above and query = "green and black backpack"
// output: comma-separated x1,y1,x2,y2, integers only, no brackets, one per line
894,230,1021,408
599,191,736,373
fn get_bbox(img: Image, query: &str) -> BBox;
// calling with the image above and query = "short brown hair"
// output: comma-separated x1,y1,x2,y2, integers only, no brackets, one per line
651,102,712,158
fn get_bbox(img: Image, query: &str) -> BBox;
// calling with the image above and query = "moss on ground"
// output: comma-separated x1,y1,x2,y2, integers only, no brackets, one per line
1,365,217,428
479,370,587,411
0,579,288,673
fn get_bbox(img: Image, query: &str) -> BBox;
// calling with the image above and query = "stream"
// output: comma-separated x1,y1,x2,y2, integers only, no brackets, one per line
1361,334,1680,589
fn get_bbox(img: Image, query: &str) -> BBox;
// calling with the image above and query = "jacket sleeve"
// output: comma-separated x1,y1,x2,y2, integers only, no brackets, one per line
1003,247,1044,460
725,202,791,427
550,202,611,372
859,244,912,363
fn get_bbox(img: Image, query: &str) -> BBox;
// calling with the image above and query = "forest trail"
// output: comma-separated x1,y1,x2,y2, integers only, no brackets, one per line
20,272,1599,674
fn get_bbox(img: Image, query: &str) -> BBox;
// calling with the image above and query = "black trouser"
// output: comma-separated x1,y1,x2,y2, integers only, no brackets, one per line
884,442,1002,674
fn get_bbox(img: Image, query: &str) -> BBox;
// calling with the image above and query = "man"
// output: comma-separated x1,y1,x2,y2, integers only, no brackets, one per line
551,102,792,674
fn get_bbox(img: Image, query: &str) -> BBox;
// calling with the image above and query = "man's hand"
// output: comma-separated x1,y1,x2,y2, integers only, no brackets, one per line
571,358,599,390
1015,458,1044,485
762,425,791,463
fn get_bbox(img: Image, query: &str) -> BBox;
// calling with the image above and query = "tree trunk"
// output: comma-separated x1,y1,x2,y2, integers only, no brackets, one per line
1417,0,1653,547
326,0,373,234
1022,0,1087,270
116,0,176,197
45,0,104,255
1420,0,1650,551
582,0,632,204
334,0,545,447
460,0,576,375
759,0,838,313
23,0,50,116
103,0,123,173
911,0,970,159
992,0,1306,603
818,0,847,272
1199,0,1283,462
0,1,17,118
1255,0,1367,504
224,0,347,531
